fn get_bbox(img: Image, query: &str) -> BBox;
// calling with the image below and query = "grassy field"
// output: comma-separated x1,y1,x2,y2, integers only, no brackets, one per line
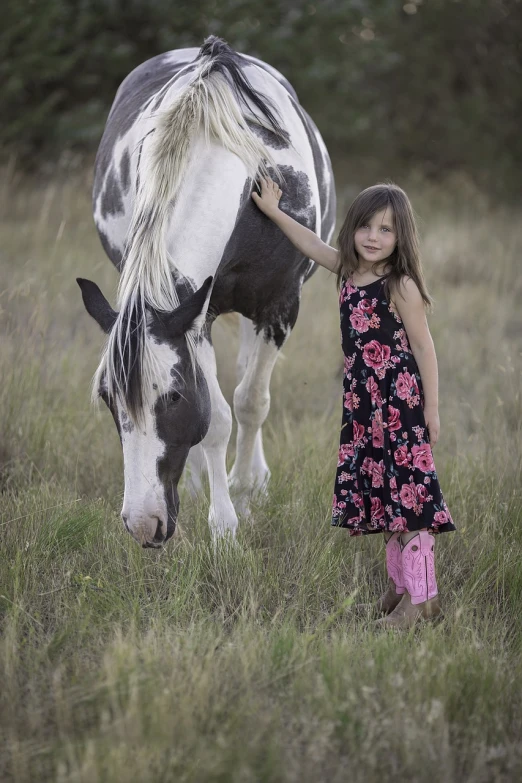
1,166,521,782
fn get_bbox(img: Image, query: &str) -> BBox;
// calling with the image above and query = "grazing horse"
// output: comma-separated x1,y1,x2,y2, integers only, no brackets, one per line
78,36,335,548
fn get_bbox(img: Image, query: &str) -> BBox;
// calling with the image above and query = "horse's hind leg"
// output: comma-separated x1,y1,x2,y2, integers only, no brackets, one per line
228,317,288,512
234,316,270,493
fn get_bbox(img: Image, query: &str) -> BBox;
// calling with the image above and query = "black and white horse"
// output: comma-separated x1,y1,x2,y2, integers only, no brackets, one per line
78,36,335,547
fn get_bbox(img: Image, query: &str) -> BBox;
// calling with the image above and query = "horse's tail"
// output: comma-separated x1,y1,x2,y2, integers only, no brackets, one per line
97,37,288,422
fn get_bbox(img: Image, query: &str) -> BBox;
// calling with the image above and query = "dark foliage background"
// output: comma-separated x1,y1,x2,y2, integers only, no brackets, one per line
2,0,521,197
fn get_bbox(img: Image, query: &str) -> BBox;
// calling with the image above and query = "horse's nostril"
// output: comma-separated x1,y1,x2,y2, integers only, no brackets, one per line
153,518,165,543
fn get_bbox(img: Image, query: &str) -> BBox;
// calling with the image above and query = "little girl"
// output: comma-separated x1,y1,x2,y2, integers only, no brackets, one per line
252,177,456,629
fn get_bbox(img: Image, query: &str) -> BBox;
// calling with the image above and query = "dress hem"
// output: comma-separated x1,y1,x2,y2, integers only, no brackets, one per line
330,519,457,536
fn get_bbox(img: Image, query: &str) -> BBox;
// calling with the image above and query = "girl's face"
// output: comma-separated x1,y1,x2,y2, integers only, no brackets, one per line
354,207,397,265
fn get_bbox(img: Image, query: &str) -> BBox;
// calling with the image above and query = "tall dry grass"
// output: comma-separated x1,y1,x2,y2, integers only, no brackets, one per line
0,167,521,782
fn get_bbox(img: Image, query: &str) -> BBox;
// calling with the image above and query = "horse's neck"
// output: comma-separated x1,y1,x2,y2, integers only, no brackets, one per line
165,135,249,287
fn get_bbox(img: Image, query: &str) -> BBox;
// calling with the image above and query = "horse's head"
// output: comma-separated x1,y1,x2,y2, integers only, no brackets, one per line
77,276,213,547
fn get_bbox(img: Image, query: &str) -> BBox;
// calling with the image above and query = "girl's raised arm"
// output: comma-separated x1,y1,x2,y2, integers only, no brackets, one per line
252,177,339,273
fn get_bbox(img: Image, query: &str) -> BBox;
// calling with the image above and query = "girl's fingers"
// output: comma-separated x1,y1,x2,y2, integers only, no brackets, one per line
253,176,283,203
258,177,283,194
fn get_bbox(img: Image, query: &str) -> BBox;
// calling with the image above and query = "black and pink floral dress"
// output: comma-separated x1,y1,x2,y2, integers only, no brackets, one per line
331,272,456,536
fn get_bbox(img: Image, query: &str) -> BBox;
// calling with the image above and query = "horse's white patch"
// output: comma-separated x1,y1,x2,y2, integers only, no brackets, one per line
314,125,335,240
120,338,179,545
165,135,248,287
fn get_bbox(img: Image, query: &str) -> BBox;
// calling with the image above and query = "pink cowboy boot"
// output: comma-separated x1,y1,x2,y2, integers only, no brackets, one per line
376,531,442,629
375,531,406,615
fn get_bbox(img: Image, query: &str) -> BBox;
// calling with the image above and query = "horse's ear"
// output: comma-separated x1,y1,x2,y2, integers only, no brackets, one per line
77,278,118,334
164,276,214,339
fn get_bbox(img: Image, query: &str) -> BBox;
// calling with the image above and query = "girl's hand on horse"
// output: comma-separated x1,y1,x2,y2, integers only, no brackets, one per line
252,176,283,216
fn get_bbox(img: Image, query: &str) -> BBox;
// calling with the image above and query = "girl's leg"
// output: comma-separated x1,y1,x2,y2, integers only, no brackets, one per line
375,531,406,615
399,529,439,605
376,527,442,628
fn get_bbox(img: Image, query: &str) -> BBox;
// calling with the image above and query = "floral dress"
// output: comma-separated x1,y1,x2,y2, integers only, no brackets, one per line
331,272,456,536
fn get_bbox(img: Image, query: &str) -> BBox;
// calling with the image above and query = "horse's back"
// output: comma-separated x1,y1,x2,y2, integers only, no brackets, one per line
93,43,335,280
95,47,297,181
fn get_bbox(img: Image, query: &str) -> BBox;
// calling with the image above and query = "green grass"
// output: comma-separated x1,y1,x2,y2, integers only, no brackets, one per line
1,168,521,781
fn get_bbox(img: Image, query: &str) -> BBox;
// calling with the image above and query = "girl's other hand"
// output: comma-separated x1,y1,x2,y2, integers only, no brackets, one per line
424,406,440,446
251,177,282,216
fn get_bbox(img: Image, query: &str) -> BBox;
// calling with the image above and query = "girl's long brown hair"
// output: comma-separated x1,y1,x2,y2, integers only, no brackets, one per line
335,182,433,311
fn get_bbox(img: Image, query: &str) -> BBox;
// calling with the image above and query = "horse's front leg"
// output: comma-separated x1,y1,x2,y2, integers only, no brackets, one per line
184,443,207,499
198,337,239,541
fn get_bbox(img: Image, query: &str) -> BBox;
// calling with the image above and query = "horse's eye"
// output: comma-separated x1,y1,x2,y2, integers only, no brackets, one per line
170,391,181,404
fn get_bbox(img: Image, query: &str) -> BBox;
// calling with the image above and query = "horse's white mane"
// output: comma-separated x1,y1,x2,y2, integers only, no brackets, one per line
94,51,282,420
